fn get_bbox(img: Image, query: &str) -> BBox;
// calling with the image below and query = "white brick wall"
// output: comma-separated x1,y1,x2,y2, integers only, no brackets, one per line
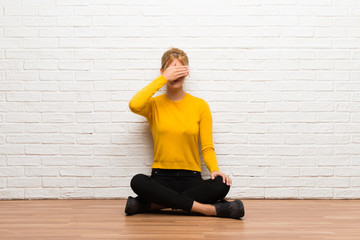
0,0,360,200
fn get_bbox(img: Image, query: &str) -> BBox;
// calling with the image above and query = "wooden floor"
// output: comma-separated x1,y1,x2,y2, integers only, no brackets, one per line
0,199,359,240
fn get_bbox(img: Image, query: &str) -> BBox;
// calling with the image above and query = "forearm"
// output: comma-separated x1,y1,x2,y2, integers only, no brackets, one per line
129,75,167,114
203,147,219,173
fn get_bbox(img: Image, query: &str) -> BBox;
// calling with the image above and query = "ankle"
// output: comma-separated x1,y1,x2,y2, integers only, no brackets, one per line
191,201,217,216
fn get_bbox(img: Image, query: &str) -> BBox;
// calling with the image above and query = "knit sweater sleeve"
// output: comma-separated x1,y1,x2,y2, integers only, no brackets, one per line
199,100,219,173
128,75,167,120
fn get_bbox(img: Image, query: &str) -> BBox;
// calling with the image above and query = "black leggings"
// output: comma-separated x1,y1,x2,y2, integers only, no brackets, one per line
130,168,230,211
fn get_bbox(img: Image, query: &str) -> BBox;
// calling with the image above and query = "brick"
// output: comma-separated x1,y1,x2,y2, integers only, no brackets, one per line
42,178,75,187
25,167,58,177
22,0,55,7
7,92,40,102
24,60,58,70
76,135,110,145
58,103,93,113
38,7,72,16
7,177,42,188
73,6,108,15
6,113,41,123
334,168,360,177
60,124,93,134
57,17,91,26
40,72,74,81
22,38,58,48
248,134,283,144
0,60,23,70
7,156,40,166
60,168,92,177
60,82,93,91
60,188,95,199
25,81,58,91
318,156,350,166
94,146,127,156
6,135,40,144
25,124,58,133
42,93,76,102
39,27,73,37
299,188,333,199
283,178,316,187
94,167,128,177
267,146,300,156
56,0,89,6
5,28,38,37
25,145,59,155
77,113,110,123
6,71,37,81
77,92,111,102
265,188,299,199
6,50,40,59
0,82,23,91
42,113,74,123
75,156,111,167
267,168,300,177
282,157,316,167
26,102,58,112
60,146,93,155
316,135,349,144
41,49,73,59
77,178,112,188
317,177,349,187
284,135,316,145
334,189,360,199
58,60,91,70
42,156,75,166
93,102,126,112
0,39,22,48
300,167,333,177
25,188,59,199
248,113,282,123
74,28,107,37
249,177,282,187
267,124,299,134
42,135,75,144
59,39,91,48
0,17,22,27
0,156,5,166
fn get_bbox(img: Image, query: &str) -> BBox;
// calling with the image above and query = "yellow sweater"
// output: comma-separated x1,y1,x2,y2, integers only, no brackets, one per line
129,75,219,173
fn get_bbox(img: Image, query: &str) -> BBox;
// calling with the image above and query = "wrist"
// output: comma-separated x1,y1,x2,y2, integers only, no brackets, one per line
161,74,168,81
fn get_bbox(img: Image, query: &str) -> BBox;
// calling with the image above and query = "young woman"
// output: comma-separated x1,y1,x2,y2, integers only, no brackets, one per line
126,48,245,219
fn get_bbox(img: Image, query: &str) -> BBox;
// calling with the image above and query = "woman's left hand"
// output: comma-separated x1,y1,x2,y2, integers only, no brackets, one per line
210,171,232,186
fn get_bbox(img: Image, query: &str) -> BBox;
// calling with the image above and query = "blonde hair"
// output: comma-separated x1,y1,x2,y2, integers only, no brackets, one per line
161,47,189,70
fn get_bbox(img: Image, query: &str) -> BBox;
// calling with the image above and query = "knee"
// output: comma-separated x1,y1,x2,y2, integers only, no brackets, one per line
213,176,230,196
130,173,149,193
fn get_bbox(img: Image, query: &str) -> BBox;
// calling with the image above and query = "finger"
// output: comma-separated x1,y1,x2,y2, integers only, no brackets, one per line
175,71,188,77
175,66,189,70
227,177,231,186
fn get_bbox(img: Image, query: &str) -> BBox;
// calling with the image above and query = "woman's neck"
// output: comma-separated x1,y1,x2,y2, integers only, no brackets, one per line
165,87,186,101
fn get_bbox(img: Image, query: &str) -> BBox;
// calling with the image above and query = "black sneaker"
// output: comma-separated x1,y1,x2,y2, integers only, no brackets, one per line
125,196,150,215
212,199,245,219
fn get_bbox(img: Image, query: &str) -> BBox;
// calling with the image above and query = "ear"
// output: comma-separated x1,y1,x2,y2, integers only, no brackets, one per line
160,68,163,74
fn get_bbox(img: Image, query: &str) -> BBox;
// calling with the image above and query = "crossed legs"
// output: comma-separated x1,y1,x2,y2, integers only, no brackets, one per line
129,173,230,216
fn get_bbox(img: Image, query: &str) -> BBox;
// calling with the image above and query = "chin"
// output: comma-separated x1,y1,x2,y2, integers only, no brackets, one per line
168,84,183,89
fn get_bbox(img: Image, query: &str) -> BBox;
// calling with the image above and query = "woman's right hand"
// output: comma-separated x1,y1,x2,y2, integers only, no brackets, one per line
162,64,189,82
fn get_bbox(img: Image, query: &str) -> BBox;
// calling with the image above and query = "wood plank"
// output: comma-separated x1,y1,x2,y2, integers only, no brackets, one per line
0,199,359,239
